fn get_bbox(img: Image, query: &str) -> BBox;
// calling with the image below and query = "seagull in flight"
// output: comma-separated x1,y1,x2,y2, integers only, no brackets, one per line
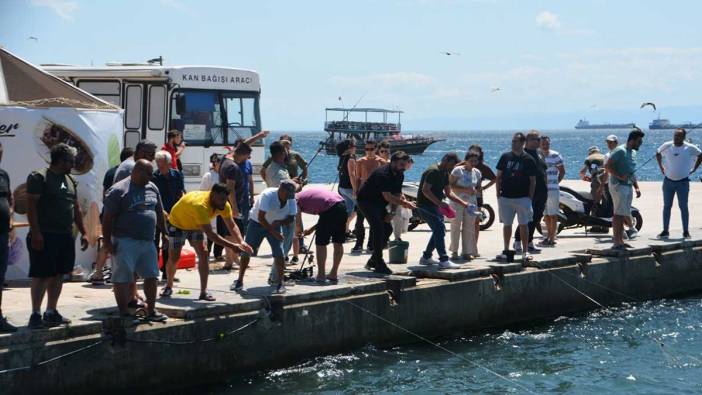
440,51,461,56
491,87,501,93
29,36,39,41
640,102,656,111
589,104,597,108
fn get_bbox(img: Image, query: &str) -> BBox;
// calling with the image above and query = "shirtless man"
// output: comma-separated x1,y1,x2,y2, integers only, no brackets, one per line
351,141,386,252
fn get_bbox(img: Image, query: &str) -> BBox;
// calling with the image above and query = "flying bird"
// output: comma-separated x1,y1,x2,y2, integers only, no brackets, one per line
440,51,461,56
28,36,39,41
491,87,501,93
640,102,656,111
589,104,597,108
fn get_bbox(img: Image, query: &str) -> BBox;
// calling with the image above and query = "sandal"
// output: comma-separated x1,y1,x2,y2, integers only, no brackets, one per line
145,310,168,322
160,287,173,298
198,292,216,301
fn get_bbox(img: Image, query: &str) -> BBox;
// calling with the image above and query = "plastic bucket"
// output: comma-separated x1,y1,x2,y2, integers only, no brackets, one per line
388,240,410,264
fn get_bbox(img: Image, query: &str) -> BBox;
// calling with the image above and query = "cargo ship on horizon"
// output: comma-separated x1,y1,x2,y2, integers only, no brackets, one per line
575,119,636,129
649,117,700,130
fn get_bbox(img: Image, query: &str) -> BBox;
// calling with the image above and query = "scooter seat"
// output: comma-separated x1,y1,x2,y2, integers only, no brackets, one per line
578,191,593,201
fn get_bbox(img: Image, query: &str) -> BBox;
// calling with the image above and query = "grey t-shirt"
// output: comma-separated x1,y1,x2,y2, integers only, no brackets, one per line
112,157,135,185
264,161,290,187
103,178,163,240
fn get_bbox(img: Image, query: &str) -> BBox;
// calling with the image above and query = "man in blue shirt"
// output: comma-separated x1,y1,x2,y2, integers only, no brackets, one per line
605,129,644,250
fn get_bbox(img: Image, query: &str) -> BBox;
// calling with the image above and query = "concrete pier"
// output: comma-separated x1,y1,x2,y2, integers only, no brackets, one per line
2,180,702,394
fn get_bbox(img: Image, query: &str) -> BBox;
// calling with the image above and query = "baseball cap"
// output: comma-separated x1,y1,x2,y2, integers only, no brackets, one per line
280,179,298,195
588,146,600,154
606,134,618,142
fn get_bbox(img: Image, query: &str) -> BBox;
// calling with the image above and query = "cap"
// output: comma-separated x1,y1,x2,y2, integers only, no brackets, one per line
279,179,298,195
587,146,600,154
606,134,618,142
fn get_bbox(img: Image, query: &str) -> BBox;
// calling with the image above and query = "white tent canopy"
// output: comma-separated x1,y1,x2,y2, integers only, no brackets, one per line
0,47,116,109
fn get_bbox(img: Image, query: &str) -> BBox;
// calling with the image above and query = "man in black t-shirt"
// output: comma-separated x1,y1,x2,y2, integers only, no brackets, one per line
219,143,252,269
495,132,536,262
357,151,416,274
513,130,548,253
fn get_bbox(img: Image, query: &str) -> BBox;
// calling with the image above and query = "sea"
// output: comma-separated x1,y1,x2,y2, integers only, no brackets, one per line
199,129,702,394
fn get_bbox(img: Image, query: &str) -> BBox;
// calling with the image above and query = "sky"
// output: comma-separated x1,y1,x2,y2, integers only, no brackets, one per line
1,0,701,130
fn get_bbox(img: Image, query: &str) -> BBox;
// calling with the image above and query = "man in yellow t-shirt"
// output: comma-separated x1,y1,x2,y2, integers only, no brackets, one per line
162,184,252,301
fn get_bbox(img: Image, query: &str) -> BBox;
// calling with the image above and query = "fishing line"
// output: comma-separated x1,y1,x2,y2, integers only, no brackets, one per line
630,123,702,175
532,263,700,365
344,300,538,394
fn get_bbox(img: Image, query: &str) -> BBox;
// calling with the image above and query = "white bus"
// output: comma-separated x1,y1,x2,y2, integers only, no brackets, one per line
42,64,266,191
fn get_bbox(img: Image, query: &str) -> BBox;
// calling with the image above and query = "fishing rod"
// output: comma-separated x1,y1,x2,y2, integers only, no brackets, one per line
627,123,702,176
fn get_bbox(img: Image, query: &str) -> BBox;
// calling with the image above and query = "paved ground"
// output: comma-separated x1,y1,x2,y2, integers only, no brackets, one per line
2,180,701,331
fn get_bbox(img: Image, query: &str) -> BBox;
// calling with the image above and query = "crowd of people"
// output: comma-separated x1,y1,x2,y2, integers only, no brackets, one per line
0,127,700,333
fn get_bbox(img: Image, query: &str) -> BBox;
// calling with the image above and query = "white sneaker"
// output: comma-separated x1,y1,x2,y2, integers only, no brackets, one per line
419,257,439,266
626,229,639,239
271,283,287,294
439,260,461,269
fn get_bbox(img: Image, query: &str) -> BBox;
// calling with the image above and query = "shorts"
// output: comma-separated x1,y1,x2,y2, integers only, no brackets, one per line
167,223,205,250
338,187,355,215
498,197,533,225
241,220,284,258
609,182,633,217
111,237,159,283
0,233,8,285
27,232,75,278
315,202,347,246
544,189,560,216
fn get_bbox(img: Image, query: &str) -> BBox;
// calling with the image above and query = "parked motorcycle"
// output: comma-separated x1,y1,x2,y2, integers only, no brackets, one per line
401,182,495,232
535,185,643,235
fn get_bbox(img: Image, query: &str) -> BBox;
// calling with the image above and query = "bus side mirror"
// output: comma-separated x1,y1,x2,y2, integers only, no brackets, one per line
175,94,187,115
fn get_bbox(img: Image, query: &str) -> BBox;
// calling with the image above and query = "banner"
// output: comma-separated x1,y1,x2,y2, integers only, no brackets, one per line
0,106,123,280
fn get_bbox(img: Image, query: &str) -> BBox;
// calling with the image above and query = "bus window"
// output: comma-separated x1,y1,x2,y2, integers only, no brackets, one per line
125,85,142,130
148,85,166,130
169,90,224,146
224,95,257,143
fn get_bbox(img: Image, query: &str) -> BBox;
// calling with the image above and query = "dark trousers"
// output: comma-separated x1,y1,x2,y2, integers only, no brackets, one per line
357,200,392,265
515,193,546,243
353,207,373,248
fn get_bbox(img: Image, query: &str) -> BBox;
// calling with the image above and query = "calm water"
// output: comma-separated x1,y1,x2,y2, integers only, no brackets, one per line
271,129,701,184
197,130,702,394
196,296,702,394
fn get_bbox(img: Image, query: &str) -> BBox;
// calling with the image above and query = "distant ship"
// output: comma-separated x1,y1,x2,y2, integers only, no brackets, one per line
321,107,443,155
575,119,636,129
649,117,700,130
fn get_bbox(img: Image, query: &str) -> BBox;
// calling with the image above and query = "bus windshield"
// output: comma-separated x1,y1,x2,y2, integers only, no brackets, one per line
169,89,260,146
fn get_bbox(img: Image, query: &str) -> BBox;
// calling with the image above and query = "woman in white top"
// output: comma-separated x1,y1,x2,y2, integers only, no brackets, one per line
448,151,482,260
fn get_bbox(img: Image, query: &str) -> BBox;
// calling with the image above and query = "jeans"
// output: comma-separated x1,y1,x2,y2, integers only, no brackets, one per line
515,193,546,243
357,200,392,265
419,205,448,262
353,207,373,248
662,177,690,232
283,217,295,256
236,199,251,236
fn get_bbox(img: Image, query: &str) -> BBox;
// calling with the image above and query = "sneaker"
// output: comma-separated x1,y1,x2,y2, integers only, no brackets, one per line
231,279,244,291
461,254,473,261
290,256,299,264
272,283,287,294
374,263,393,275
513,241,523,254
28,312,44,329
683,231,691,239
626,229,639,240
439,260,461,269
419,256,439,266
658,230,669,239
364,260,376,271
0,316,17,333
145,310,168,323
527,243,541,253
351,245,363,253
42,310,71,327
450,252,460,260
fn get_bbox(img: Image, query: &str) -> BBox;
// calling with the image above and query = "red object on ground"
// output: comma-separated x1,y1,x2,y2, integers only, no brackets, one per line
158,246,196,269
